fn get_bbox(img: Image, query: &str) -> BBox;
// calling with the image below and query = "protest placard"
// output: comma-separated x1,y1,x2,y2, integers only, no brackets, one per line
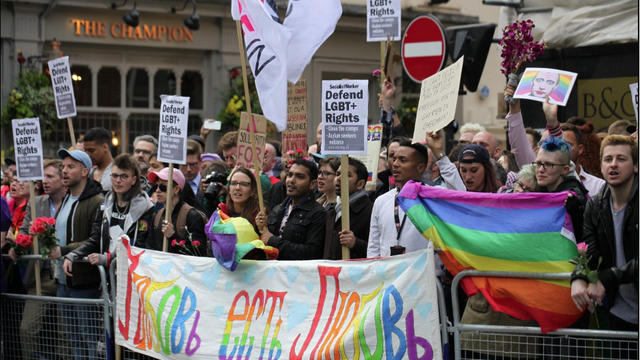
47,56,77,119
630,82,638,122
12,117,44,181
367,0,401,42
157,95,189,165
321,80,368,155
116,240,442,360
412,56,464,143
237,112,267,170
513,67,578,106
353,124,383,189
282,80,308,156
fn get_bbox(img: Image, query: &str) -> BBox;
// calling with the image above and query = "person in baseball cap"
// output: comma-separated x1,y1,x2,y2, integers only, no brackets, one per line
458,144,499,193
148,167,185,190
57,149,92,169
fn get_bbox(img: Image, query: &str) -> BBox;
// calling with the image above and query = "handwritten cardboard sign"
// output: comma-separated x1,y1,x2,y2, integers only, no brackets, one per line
47,56,77,118
12,118,44,181
412,56,464,143
236,112,267,170
157,95,189,164
282,80,308,156
630,82,638,122
115,240,442,359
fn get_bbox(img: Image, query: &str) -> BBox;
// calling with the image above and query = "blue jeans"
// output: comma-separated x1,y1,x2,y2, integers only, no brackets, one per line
57,284,101,360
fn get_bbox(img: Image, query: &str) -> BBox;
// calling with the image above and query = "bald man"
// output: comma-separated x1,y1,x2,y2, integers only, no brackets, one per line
472,131,502,160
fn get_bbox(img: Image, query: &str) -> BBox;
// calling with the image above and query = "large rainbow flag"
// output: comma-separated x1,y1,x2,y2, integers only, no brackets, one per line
397,181,583,333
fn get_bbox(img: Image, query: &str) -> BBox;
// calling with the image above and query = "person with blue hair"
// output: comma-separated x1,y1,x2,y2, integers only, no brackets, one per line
534,136,588,241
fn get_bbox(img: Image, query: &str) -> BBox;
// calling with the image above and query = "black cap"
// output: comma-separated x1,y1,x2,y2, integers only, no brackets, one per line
458,144,490,164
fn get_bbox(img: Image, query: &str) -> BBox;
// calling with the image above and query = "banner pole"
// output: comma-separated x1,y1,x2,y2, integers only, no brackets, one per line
340,155,350,260
235,20,264,211
67,117,77,148
162,163,174,252
29,182,41,296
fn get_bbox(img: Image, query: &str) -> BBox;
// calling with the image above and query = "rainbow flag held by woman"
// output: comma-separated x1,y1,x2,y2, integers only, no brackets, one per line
205,210,279,271
397,181,583,333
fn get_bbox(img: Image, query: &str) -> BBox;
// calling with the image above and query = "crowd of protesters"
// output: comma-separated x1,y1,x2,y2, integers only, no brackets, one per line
0,80,638,359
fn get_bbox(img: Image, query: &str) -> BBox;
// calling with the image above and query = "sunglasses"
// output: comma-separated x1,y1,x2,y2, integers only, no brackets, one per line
155,183,177,192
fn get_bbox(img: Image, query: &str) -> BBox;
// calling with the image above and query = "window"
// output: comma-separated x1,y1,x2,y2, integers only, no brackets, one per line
181,71,203,109
153,70,177,108
47,112,120,156
70,65,91,106
126,68,149,108
98,67,121,107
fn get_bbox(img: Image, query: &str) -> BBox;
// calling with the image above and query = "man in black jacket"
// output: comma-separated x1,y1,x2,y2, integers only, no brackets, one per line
256,159,325,260
571,135,638,333
324,158,372,259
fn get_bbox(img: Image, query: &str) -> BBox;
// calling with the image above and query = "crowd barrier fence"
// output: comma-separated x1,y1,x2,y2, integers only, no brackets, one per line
2,255,638,359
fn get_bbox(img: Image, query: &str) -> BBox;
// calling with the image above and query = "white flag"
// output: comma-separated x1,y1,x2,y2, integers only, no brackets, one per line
231,0,291,131
283,0,342,82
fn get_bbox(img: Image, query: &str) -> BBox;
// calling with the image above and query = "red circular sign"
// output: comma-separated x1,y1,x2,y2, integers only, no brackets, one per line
401,15,447,83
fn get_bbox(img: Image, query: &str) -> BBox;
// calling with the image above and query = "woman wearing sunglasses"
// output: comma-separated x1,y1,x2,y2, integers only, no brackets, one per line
217,167,260,232
62,154,155,272
147,167,207,255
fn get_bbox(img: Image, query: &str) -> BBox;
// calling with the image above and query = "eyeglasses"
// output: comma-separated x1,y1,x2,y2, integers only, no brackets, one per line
155,183,176,192
532,161,567,170
134,149,153,156
514,181,534,192
224,154,236,162
230,180,251,188
318,170,336,177
110,173,131,180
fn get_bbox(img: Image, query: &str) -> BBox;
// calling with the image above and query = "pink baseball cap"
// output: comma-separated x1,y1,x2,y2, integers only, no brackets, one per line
148,167,186,190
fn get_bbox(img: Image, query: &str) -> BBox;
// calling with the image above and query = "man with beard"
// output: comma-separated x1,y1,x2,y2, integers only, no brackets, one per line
255,159,325,260
133,135,157,193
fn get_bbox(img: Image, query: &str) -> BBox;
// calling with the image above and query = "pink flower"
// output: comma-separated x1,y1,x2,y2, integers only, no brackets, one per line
192,240,201,247
171,239,178,247
372,69,381,77
577,242,588,254
179,240,186,246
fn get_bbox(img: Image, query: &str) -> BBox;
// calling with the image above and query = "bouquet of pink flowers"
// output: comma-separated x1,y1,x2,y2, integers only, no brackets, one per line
498,19,545,103
29,217,59,259
171,226,203,257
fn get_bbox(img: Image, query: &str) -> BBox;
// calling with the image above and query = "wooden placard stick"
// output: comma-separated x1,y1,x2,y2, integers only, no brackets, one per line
67,117,76,148
340,154,350,260
162,163,174,252
28,182,41,296
235,20,264,211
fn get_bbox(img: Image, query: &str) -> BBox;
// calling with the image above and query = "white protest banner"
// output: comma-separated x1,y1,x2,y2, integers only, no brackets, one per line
157,95,189,165
236,112,267,170
282,80,308,156
513,67,578,106
11,118,44,181
630,82,638,122
353,124,383,189
367,0,401,42
412,57,464,143
116,239,442,359
321,80,368,155
47,56,76,119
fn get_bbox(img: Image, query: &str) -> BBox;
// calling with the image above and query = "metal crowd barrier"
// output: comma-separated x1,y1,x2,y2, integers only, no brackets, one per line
1,254,112,360
450,270,639,360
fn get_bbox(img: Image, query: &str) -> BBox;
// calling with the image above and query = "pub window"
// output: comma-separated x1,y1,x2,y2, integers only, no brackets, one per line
181,71,203,109
70,65,91,106
98,67,121,107
153,69,177,108
126,68,149,108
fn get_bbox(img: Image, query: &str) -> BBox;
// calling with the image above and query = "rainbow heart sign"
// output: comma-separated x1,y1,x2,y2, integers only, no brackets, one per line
115,240,442,359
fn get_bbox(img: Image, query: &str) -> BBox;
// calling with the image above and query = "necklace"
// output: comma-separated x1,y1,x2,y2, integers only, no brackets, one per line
115,201,129,217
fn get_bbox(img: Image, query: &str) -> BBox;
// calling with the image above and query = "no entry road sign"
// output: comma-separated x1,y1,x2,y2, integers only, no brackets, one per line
402,15,447,83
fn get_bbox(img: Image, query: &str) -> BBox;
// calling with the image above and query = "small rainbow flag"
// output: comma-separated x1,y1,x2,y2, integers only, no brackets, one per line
397,181,583,333
205,210,279,271
549,73,573,103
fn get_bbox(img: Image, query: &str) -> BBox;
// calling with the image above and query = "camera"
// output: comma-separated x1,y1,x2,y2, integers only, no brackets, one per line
204,171,228,203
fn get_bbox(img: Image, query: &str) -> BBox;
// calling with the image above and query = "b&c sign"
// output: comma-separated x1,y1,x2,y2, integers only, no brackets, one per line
401,16,447,83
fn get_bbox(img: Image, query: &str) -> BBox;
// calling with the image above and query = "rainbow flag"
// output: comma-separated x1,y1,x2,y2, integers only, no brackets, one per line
549,73,573,103
397,181,583,333
205,210,279,271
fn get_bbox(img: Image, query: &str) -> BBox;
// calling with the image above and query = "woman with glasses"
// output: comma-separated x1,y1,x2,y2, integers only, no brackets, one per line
218,167,260,231
147,167,207,255
316,157,340,210
62,154,154,271
513,164,538,193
